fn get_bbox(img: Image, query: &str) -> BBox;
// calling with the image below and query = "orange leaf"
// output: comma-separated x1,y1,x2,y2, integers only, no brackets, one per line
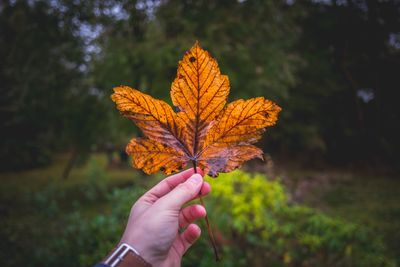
126,138,186,175
111,86,190,155
171,42,230,155
111,42,281,176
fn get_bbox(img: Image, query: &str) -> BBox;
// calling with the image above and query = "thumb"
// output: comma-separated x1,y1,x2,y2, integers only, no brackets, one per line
158,173,203,209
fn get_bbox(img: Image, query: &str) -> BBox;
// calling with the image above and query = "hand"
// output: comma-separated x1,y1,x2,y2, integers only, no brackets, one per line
120,168,211,267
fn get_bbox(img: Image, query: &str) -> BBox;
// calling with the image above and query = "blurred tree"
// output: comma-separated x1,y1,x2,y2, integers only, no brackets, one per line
91,0,400,167
1,0,399,171
284,0,400,166
0,1,82,170
0,0,109,173
91,0,301,158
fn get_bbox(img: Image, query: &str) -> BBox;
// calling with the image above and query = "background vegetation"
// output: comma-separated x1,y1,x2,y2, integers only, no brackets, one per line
1,0,399,266
1,158,398,266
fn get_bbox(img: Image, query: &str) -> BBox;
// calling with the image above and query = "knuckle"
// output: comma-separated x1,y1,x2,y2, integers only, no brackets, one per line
130,203,138,214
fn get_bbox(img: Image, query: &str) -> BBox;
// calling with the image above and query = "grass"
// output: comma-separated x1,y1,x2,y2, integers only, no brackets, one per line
0,152,169,218
0,153,157,211
283,168,400,263
0,153,136,193
0,154,145,224
321,174,400,261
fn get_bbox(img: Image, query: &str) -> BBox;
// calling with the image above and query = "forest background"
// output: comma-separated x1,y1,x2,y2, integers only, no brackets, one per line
1,0,399,266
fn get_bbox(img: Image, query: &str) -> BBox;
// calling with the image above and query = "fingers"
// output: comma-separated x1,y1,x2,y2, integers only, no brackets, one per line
173,224,201,256
137,168,203,205
187,181,210,201
178,204,206,228
200,181,211,196
158,174,204,209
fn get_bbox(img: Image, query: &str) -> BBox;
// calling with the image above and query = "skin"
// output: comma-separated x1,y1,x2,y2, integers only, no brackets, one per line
118,168,211,267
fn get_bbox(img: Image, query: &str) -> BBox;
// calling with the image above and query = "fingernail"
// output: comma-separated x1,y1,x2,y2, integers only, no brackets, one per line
189,174,202,185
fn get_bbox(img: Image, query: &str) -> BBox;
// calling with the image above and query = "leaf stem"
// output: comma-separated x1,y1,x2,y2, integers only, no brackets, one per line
192,161,221,261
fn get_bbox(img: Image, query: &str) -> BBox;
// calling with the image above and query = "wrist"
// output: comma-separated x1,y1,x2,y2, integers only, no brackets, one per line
103,243,152,267
121,239,158,267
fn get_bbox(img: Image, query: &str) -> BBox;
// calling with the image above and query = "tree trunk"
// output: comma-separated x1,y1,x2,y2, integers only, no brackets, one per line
62,149,78,180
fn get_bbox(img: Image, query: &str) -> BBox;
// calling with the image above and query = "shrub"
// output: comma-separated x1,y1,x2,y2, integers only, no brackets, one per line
184,170,396,267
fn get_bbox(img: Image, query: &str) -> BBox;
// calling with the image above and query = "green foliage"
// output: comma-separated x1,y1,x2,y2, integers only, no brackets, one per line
281,1,400,164
88,0,400,166
83,158,108,201
2,0,399,171
0,1,111,171
93,0,300,102
0,166,396,267
210,171,287,235
48,187,143,267
184,170,395,267
27,187,140,267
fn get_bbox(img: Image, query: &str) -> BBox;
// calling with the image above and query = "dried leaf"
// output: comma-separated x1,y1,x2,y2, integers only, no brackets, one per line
171,43,230,154
126,138,186,175
111,42,281,176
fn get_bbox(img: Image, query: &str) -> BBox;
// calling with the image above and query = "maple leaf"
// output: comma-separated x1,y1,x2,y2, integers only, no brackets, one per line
111,42,281,177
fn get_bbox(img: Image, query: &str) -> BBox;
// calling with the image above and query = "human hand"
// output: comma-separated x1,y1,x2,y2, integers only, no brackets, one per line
120,168,210,267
